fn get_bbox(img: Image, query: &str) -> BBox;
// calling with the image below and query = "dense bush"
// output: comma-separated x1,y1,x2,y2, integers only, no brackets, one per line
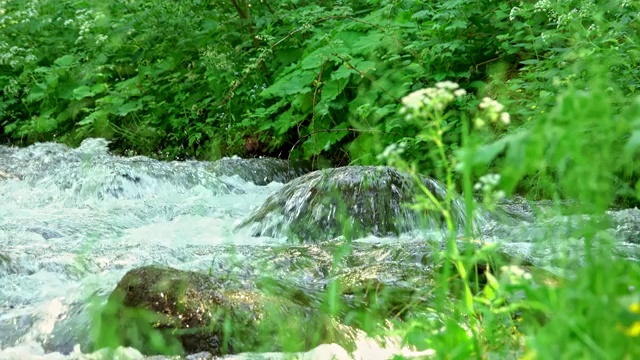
2,0,635,166
2,1,640,358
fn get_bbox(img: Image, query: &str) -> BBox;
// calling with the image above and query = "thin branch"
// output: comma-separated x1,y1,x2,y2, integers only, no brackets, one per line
474,56,504,71
262,0,274,14
331,53,402,104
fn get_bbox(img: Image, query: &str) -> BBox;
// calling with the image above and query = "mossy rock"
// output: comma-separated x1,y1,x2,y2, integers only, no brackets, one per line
0,169,18,181
96,266,349,356
236,166,477,242
209,157,313,185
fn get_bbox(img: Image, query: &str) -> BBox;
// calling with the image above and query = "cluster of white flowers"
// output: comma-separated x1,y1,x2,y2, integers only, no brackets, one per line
0,0,40,68
4,0,39,25
500,265,532,285
400,81,467,119
74,8,108,45
474,173,506,206
509,7,521,22
377,142,407,166
474,173,500,191
587,23,600,35
475,97,510,128
96,34,108,45
533,0,603,30
200,45,235,71
533,0,558,19
3,77,20,96
0,43,37,68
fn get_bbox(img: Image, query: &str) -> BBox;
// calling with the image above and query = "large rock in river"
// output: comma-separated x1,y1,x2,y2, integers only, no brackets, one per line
96,266,348,356
209,157,312,185
236,166,479,242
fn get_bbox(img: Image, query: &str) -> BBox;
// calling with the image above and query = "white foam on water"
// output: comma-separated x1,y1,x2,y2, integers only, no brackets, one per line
0,141,435,360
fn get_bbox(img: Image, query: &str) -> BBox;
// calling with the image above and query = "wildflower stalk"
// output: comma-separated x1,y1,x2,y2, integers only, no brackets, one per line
397,82,480,355
393,82,518,357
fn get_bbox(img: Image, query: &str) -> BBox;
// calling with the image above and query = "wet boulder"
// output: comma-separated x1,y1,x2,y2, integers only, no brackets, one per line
0,169,19,181
209,157,312,185
236,166,478,242
608,208,640,245
0,253,16,276
96,266,348,356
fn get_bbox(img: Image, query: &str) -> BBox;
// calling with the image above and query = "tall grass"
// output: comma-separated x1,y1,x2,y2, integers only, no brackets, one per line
383,35,640,360
1,0,638,358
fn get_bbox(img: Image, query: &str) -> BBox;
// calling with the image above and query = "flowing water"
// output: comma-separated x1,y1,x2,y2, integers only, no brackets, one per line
0,139,638,360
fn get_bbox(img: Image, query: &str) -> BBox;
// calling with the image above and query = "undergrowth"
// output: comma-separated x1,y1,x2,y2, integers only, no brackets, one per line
2,0,640,359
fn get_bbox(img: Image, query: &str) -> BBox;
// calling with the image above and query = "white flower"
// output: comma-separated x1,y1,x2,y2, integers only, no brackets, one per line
500,112,511,125
479,97,505,116
509,7,520,21
402,82,468,119
401,89,429,110
500,265,532,281
96,34,108,44
435,81,459,90
453,88,467,97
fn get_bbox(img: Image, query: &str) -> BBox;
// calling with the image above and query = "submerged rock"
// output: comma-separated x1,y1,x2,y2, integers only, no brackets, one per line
209,157,312,185
0,253,15,276
236,166,480,242
0,169,19,181
97,266,349,356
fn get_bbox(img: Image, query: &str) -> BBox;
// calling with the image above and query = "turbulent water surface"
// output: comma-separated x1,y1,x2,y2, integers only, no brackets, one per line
0,139,638,360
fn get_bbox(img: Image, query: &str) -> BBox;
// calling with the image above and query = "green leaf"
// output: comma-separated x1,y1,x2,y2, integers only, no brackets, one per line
26,84,47,103
267,108,300,135
351,32,385,55
4,123,17,134
303,123,349,156
53,55,77,67
72,86,94,100
322,76,349,102
332,65,354,80
35,115,58,133
300,48,333,70
262,70,315,98
78,109,108,126
351,59,377,73
625,130,640,155
115,100,143,116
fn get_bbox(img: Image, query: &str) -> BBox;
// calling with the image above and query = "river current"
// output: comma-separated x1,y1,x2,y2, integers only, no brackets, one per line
0,139,638,360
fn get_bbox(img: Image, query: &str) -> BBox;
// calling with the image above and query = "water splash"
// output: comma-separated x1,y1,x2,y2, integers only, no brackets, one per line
236,166,488,242
0,140,638,360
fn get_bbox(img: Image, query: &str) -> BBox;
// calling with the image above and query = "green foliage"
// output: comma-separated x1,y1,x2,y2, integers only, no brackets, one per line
7,0,636,167
2,0,640,357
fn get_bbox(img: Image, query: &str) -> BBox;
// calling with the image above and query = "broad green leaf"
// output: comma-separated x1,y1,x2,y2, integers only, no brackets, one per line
337,31,384,56
300,48,333,70
262,70,315,98
72,86,94,100
322,77,349,102
269,108,301,135
303,123,349,156
35,115,58,133
54,55,76,67
91,83,108,95
331,65,354,80
625,130,640,155
27,84,47,102
351,59,377,73
115,100,143,116
78,109,108,126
